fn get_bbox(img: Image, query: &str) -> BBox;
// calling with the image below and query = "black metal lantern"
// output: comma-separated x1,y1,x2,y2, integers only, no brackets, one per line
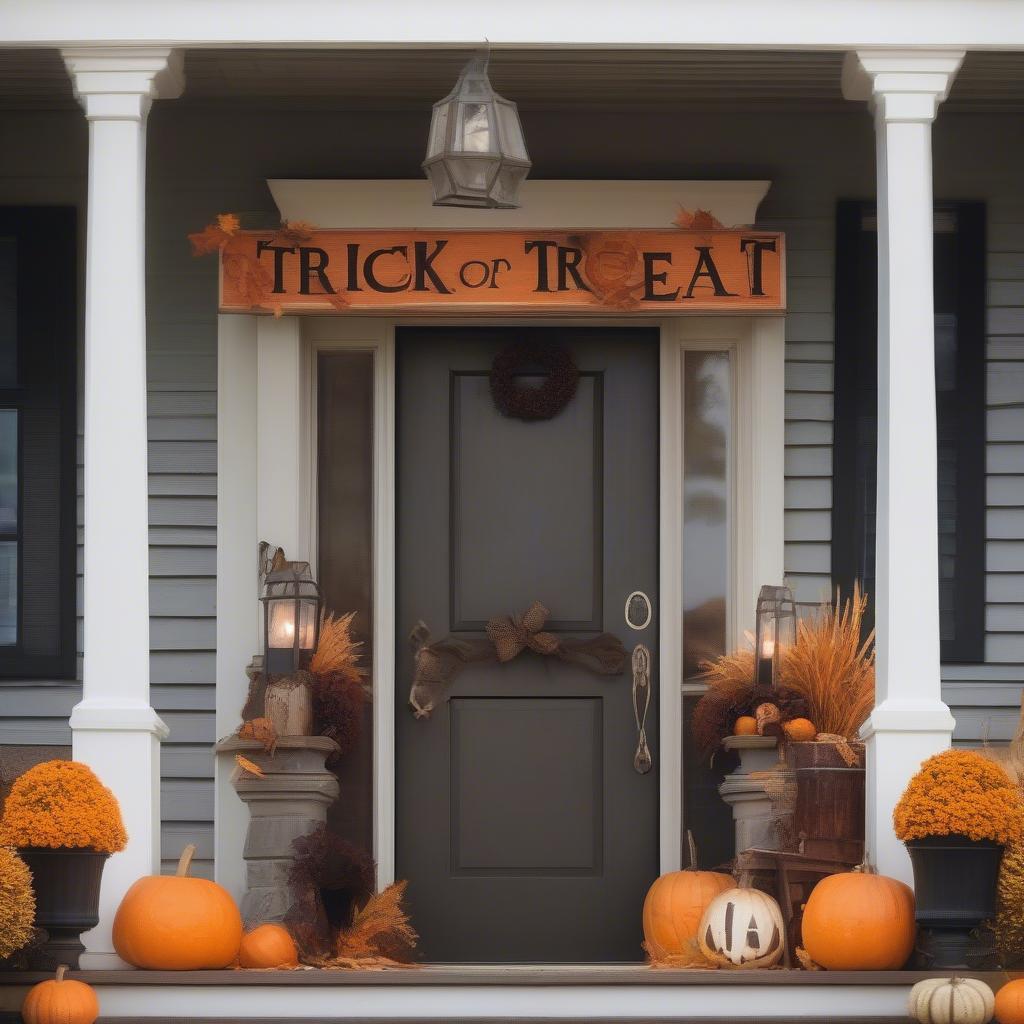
261,559,321,676
753,584,797,687
422,53,531,209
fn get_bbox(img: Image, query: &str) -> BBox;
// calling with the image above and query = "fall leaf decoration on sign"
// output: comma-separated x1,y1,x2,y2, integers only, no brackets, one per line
673,207,726,231
188,212,240,256
234,754,265,779
275,220,316,245
222,247,282,317
572,232,646,310
190,214,348,316
330,881,419,965
239,716,278,754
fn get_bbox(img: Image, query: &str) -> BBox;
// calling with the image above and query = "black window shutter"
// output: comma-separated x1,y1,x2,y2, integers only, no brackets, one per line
832,200,986,664
0,208,77,679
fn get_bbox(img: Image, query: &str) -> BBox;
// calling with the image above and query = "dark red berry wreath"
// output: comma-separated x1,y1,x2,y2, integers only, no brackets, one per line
489,342,580,422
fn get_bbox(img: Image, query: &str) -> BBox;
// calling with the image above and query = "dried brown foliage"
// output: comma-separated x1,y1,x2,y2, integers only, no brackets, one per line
331,881,418,964
311,670,366,759
643,938,716,969
187,213,239,255
782,584,875,739
285,825,376,959
674,207,726,230
311,612,365,679
234,754,265,779
691,646,809,761
238,716,277,753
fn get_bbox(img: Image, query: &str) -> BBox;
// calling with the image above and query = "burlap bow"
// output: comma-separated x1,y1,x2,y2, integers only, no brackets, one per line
486,601,560,662
408,601,628,719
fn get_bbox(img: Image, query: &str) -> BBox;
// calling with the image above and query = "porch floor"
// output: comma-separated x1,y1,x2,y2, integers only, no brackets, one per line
2,966,1020,1022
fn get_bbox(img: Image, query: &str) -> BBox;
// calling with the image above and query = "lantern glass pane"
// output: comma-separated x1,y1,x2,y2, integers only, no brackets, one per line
427,102,449,158
491,163,529,207
298,599,317,651
446,155,494,193
426,161,452,199
268,598,298,650
456,101,493,153
494,100,527,159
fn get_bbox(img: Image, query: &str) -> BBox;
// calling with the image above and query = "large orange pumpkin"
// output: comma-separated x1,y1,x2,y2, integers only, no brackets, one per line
238,923,299,969
642,834,733,963
996,979,1024,1024
112,844,242,970
22,966,99,1024
801,863,915,970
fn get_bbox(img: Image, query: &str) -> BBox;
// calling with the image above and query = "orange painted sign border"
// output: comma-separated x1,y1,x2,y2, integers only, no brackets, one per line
218,228,785,315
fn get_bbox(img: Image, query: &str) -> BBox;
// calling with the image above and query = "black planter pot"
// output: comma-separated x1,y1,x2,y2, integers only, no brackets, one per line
906,835,1003,928
19,847,108,970
906,835,1003,970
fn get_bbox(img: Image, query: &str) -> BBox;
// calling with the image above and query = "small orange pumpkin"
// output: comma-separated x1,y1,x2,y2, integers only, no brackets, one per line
996,979,1024,1024
642,832,734,964
238,923,299,969
801,863,915,970
112,844,242,970
733,716,757,736
22,966,99,1024
783,718,817,742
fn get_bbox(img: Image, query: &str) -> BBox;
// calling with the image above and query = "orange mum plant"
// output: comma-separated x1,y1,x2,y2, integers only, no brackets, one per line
0,760,127,854
893,749,1024,845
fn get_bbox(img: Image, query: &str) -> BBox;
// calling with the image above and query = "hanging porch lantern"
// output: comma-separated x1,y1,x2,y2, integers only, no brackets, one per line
753,584,797,688
261,559,321,677
423,53,531,209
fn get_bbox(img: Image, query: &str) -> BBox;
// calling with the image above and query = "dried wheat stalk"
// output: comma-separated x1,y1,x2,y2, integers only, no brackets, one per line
781,583,875,739
310,611,365,680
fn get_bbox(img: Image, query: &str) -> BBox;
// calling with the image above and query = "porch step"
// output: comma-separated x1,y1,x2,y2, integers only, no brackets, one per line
0,966,985,1022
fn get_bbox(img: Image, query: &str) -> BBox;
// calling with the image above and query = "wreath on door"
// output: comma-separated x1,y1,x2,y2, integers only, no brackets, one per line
489,341,579,421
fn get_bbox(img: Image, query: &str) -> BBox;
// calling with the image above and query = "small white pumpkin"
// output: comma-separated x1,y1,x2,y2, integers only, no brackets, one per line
909,977,994,1024
697,887,785,969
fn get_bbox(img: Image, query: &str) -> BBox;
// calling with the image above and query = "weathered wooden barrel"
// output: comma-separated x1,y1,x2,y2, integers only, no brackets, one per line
791,740,865,862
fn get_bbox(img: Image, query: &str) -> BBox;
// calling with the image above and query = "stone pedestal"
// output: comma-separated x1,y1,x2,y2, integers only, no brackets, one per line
718,735,791,853
215,734,339,927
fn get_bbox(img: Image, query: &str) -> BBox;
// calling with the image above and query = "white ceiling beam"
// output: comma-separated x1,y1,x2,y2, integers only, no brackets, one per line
3,0,1024,50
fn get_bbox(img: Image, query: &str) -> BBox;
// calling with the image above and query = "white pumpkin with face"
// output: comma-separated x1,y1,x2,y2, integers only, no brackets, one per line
697,887,785,969
908,977,995,1024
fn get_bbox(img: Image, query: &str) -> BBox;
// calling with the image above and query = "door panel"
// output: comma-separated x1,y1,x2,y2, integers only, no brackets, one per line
396,326,658,962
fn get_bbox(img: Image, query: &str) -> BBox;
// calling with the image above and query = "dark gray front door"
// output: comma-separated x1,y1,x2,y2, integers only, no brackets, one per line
396,326,659,963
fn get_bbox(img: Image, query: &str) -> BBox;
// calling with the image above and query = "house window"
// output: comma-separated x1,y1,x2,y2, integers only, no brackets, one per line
0,209,77,679
832,201,986,663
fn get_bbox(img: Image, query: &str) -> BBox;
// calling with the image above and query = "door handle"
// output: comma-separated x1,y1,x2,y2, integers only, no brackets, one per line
632,643,653,774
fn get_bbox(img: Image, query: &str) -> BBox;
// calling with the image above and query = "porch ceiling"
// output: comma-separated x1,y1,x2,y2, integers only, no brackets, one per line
3,47,1024,113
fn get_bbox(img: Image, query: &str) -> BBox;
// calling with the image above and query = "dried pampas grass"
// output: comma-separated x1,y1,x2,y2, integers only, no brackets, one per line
782,583,875,739
310,611,365,681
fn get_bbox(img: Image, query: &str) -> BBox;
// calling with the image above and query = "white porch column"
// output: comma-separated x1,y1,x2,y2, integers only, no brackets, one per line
62,47,183,966
842,50,963,884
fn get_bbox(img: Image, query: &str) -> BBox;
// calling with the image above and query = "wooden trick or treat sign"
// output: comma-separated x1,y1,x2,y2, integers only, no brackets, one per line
198,214,785,315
